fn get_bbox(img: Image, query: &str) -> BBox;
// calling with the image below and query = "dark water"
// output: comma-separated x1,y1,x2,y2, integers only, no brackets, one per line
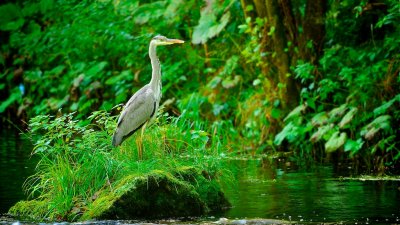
0,128,399,224
0,128,36,214
221,159,400,224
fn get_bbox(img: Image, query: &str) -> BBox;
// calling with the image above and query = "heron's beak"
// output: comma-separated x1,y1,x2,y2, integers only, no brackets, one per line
166,38,185,44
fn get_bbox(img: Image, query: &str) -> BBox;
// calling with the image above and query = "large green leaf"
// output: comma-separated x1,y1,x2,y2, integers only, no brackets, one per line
274,122,300,145
105,70,132,86
284,104,306,122
192,1,231,44
338,107,358,128
85,62,108,80
361,115,392,140
325,131,347,153
310,124,332,143
134,1,166,24
344,138,364,155
328,103,348,120
373,94,400,116
311,112,329,126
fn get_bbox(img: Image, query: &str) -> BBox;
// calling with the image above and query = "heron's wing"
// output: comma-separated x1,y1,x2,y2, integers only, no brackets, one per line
112,85,156,146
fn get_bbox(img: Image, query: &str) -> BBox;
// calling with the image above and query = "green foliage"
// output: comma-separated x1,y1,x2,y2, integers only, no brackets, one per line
276,0,400,172
0,3,24,31
0,0,263,151
0,0,198,120
1,0,400,174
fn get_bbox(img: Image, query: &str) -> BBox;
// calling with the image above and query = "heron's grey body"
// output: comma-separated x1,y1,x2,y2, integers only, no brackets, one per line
112,35,183,147
111,84,158,146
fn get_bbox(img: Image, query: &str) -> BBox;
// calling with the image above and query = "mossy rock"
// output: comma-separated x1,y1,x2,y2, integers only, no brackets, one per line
82,167,230,220
8,200,48,221
97,175,203,219
9,167,229,222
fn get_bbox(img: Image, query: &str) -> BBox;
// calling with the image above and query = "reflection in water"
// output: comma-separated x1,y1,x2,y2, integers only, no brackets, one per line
0,128,36,214
221,159,400,224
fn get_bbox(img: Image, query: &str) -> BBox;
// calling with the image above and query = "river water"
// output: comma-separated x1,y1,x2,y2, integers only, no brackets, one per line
0,128,36,214
221,159,400,224
0,128,399,224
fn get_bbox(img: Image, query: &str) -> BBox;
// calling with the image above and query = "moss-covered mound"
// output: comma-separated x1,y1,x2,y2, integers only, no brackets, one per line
8,112,231,222
9,167,230,221
97,169,229,219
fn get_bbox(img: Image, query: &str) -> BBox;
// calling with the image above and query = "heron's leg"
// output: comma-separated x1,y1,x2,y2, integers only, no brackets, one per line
135,138,142,160
137,121,148,160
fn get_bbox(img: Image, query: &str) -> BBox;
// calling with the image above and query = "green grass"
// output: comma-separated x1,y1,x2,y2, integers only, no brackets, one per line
9,110,231,221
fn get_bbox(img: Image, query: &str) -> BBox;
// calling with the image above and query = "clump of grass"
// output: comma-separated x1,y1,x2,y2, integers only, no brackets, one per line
9,110,230,221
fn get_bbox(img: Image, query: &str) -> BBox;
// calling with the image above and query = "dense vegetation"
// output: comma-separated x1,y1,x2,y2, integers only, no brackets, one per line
1,0,399,175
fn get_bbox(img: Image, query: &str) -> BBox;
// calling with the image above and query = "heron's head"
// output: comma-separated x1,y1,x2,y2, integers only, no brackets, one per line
151,35,184,46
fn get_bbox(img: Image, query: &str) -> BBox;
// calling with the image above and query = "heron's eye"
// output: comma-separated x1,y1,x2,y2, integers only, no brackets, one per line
153,35,165,40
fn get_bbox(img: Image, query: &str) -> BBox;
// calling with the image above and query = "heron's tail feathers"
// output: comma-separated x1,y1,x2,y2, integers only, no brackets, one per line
112,124,143,147
112,132,122,147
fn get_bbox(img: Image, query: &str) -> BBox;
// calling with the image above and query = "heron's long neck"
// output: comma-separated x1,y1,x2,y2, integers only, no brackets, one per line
149,42,161,93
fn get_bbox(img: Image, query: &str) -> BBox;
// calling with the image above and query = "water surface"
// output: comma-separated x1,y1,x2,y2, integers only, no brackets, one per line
0,129,399,224
221,159,400,224
0,128,36,214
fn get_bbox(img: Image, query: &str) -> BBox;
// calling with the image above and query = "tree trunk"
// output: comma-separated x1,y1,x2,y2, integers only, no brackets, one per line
253,0,268,18
240,0,257,19
249,0,326,108
301,0,327,64
254,0,297,108
265,0,290,104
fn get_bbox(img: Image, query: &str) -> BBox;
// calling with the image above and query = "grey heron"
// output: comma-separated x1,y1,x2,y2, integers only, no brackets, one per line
112,35,184,158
